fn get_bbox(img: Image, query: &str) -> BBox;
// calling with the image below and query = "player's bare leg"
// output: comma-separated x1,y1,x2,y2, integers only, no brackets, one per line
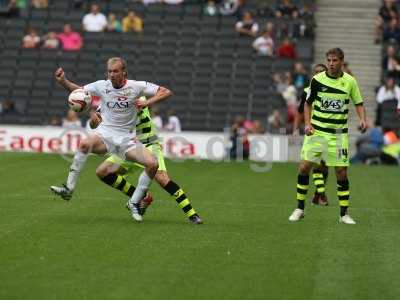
125,146,158,221
50,134,108,200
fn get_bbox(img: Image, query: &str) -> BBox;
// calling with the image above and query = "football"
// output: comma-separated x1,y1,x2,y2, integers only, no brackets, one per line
68,89,91,113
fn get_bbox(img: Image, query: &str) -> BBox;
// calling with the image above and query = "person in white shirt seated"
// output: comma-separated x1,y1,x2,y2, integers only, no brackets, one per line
82,3,107,32
164,109,181,132
376,76,400,125
252,31,274,56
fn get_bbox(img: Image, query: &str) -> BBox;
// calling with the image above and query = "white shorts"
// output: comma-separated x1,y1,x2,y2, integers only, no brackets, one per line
94,124,142,159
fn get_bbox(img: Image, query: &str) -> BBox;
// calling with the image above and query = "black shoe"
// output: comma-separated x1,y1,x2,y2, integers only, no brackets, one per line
50,184,73,201
189,214,203,225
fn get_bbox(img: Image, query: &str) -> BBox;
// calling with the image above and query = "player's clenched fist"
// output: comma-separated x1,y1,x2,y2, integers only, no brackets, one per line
54,67,65,82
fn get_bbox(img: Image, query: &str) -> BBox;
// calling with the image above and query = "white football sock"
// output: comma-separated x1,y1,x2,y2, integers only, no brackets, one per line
66,151,88,191
129,171,152,204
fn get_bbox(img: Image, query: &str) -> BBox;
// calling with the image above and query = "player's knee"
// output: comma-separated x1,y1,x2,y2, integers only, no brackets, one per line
79,139,91,154
155,172,170,187
299,161,312,175
96,165,109,178
150,159,159,172
336,168,347,181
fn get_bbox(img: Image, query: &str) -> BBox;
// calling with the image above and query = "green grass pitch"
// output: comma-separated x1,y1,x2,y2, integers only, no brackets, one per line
0,152,399,300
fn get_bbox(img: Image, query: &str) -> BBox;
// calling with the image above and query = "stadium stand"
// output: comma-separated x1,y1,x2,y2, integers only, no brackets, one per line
0,0,315,132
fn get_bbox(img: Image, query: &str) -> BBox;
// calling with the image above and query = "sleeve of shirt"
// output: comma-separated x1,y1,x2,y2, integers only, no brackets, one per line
298,90,307,113
350,77,363,105
84,80,103,96
137,81,160,97
305,78,318,104
252,23,259,33
376,86,384,104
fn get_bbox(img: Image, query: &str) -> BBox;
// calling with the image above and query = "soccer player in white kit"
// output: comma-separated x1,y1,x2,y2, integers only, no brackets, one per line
50,57,173,222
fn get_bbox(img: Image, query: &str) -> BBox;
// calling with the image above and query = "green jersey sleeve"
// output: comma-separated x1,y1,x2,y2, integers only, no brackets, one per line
350,77,363,105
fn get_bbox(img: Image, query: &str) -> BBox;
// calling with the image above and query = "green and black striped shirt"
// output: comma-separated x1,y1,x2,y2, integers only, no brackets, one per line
306,71,363,135
136,107,158,145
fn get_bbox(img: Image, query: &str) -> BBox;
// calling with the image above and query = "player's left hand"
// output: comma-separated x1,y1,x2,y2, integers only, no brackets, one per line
135,98,148,111
358,120,367,133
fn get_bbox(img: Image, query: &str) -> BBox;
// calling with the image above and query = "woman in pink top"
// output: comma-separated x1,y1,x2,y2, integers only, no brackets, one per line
58,24,83,51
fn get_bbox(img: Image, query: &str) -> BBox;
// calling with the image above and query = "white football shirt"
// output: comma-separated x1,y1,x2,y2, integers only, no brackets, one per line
84,79,159,131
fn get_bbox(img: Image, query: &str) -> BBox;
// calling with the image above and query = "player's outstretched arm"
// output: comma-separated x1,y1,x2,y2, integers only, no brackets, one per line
135,86,173,110
54,67,81,92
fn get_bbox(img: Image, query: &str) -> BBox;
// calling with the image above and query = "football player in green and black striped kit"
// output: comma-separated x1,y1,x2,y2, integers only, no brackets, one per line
289,48,367,224
92,105,203,225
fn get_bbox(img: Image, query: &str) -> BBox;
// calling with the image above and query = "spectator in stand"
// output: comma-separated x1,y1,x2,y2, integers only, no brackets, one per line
31,0,47,9
376,76,400,125
49,115,62,126
277,37,297,59
235,11,259,38
273,72,288,94
220,0,241,16
204,0,217,16
22,27,40,49
281,72,297,123
0,0,20,17
58,24,83,51
383,18,400,43
350,123,384,164
292,61,308,90
229,115,250,160
374,0,398,43
252,120,264,134
267,110,284,134
275,0,298,18
82,3,107,32
252,31,274,56
288,10,305,40
106,13,122,32
0,99,17,115
151,107,163,131
62,109,82,129
264,22,276,40
382,45,400,76
42,31,59,49
122,10,143,34
164,109,181,132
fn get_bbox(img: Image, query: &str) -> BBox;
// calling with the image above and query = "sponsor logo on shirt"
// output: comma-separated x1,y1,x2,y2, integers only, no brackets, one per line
320,99,343,112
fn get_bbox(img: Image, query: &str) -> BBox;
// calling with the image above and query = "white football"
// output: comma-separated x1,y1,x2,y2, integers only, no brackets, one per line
68,89,91,113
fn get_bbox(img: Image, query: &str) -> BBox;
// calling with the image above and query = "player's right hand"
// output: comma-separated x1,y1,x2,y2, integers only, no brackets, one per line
54,67,65,82
305,124,314,136
89,112,102,129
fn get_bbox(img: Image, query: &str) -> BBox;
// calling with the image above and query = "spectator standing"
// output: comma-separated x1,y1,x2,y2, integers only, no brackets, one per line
82,3,107,32
107,13,122,32
122,10,143,33
165,110,181,132
252,31,274,56
42,31,59,49
281,72,297,123
0,99,17,115
229,115,250,160
62,109,82,129
275,0,298,18
58,24,83,51
292,62,308,90
235,11,259,38
267,110,284,134
22,28,40,48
